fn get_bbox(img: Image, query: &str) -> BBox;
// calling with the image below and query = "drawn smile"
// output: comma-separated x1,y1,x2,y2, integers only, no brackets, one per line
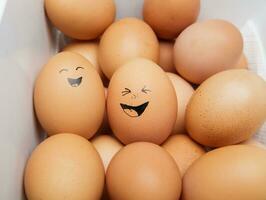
120,102,149,117
67,77,82,87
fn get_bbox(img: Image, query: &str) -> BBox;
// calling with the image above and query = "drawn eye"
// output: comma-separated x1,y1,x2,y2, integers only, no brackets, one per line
141,86,151,94
122,88,131,96
76,67,84,70
59,68,68,73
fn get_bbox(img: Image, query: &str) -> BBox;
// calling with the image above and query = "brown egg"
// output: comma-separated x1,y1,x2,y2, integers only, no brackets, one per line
34,52,105,139
159,41,176,73
107,58,177,145
24,134,105,200
99,18,159,79
106,142,182,200
234,53,248,69
62,41,109,86
186,69,266,147
91,135,123,172
183,145,266,200
143,0,200,39
162,134,205,177
174,19,243,84
167,73,194,134
44,0,115,40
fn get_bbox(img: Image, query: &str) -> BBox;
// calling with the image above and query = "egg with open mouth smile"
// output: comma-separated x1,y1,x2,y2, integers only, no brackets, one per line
34,52,105,139
107,58,177,145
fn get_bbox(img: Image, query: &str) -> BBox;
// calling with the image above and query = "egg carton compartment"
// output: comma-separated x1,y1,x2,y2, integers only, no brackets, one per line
0,0,266,199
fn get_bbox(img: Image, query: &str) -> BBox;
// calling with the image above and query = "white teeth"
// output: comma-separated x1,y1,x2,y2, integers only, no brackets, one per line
72,84,78,87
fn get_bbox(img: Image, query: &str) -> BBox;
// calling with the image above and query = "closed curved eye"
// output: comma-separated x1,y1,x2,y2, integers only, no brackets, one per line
59,68,68,73
122,88,131,96
76,67,84,70
141,86,151,94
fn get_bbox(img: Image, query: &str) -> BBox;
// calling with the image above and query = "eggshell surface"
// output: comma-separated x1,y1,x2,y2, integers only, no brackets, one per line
186,69,266,147
143,0,200,39
183,145,266,200
106,142,182,200
167,73,194,134
99,18,159,79
34,52,105,139
162,134,205,177
45,0,116,40
107,58,177,145
174,19,243,84
91,135,123,171
24,134,105,200
159,41,176,73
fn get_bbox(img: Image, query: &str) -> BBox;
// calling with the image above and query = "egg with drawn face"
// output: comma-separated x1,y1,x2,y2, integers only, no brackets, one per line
34,52,105,139
107,58,177,145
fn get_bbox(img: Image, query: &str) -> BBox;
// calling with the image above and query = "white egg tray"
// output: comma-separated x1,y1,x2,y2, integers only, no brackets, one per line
0,0,265,199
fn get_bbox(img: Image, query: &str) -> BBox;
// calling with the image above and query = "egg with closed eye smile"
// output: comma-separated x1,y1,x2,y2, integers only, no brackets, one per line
107,58,177,145
34,52,105,139
120,86,151,118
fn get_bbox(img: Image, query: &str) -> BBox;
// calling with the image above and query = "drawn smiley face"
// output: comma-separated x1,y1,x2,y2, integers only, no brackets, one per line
59,66,84,87
120,86,151,117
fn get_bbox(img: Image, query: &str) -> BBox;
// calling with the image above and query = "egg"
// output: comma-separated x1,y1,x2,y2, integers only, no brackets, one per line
34,52,105,139
174,19,243,84
182,145,266,200
106,142,182,200
24,134,105,200
99,18,159,79
107,58,177,145
186,69,266,147
159,41,176,73
234,53,248,69
62,41,109,86
162,134,205,177
44,0,115,40
167,73,194,134
143,0,200,39
91,135,123,172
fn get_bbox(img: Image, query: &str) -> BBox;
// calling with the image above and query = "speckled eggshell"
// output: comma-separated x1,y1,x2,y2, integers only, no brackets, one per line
183,145,266,200
186,69,266,147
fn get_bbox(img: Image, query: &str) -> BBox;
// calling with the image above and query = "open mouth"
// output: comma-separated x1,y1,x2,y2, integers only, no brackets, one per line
120,102,149,117
67,77,82,87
